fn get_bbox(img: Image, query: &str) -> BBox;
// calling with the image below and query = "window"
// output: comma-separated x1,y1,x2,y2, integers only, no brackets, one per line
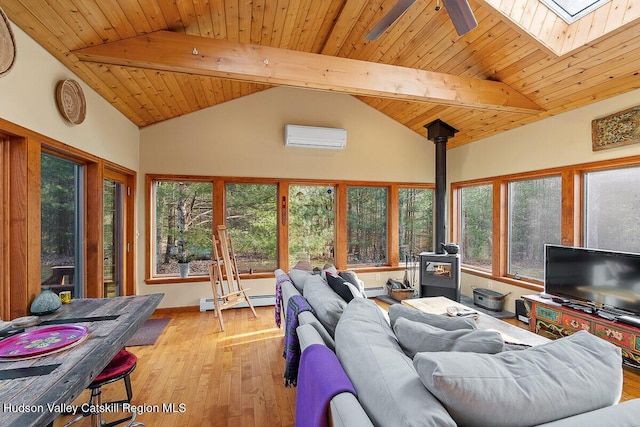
288,185,335,269
459,184,493,271
40,153,84,298
153,181,213,277
225,183,277,272
508,176,562,280
540,0,610,23
584,166,640,252
147,176,432,281
399,188,433,262
347,186,388,265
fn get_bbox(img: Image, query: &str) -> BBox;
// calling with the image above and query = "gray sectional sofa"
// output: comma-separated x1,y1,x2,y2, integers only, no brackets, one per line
275,268,640,427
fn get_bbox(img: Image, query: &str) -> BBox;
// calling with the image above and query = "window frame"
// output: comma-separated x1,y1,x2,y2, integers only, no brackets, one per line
145,174,434,283
452,155,640,292
0,118,136,318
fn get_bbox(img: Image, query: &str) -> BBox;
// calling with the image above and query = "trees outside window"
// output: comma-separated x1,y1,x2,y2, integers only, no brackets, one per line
585,166,640,252
40,153,84,297
288,185,335,269
153,181,212,276
347,187,388,265
459,184,493,271
399,188,433,262
225,183,277,272
508,176,562,280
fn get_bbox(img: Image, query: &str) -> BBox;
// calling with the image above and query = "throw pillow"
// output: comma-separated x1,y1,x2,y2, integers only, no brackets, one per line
393,317,504,358
326,272,355,303
388,303,477,331
321,264,338,281
339,270,366,297
413,330,623,427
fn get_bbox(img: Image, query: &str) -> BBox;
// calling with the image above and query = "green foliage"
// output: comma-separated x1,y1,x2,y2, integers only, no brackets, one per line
460,185,493,269
226,183,277,270
41,153,77,261
347,187,388,264
399,188,433,259
154,181,213,273
288,186,335,267
508,177,562,279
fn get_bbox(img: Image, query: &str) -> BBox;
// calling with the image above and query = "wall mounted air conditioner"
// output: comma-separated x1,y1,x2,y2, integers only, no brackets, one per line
284,124,347,150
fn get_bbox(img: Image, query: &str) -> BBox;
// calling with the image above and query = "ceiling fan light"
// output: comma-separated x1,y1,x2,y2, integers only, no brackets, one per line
442,0,478,36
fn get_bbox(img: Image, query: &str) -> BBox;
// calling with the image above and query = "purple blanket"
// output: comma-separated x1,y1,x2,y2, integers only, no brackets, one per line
275,273,291,328
283,295,314,387
295,344,357,427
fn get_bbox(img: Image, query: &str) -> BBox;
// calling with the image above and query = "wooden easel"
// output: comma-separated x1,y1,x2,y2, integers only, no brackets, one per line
209,225,257,331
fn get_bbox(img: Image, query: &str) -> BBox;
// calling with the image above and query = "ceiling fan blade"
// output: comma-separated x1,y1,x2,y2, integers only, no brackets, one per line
365,0,417,41
442,0,478,36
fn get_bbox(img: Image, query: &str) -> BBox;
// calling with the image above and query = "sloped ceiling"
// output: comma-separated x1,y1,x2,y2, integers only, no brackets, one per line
1,0,639,148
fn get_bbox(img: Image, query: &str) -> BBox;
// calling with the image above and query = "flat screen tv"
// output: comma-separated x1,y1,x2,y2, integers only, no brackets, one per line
544,245,640,315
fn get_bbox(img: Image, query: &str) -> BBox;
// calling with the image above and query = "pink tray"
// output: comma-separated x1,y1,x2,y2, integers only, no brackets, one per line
0,325,88,359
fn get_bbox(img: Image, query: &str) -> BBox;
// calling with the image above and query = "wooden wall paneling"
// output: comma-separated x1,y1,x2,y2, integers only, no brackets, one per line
130,68,175,119
320,0,366,55
93,0,138,39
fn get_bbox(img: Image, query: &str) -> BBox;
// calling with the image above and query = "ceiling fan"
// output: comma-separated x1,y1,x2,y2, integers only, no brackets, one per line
365,0,478,41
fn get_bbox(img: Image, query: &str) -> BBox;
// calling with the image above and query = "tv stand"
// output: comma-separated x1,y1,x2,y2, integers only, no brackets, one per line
523,295,640,369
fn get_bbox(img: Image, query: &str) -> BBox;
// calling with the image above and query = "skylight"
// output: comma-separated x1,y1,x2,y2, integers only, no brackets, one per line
539,0,611,23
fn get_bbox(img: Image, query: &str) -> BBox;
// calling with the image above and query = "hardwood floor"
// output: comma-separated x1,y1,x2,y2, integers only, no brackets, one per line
54,302,640,426
54,306,295,427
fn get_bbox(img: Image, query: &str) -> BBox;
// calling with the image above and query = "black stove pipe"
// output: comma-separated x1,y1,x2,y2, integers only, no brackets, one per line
424,120,458,254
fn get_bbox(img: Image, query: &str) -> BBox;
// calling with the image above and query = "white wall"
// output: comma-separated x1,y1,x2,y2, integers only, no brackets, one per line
0,23,139,169
138,87,434,308
449,88,640,311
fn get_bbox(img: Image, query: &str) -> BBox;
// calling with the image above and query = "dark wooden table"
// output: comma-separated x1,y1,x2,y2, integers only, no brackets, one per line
0,293,164,427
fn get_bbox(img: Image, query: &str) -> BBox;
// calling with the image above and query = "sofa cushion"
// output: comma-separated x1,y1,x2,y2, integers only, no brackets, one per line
289,268,313,292
303,274,347,337
388,303,477,331
326,272,355,303
413,330,623,427
393,317,504,358
335,298,456,427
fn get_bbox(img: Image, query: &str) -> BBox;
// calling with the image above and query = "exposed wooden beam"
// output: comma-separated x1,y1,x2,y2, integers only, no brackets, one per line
72,31,542,113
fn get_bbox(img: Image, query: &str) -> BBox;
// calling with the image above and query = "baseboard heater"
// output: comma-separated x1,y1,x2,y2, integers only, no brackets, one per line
199,295,275,312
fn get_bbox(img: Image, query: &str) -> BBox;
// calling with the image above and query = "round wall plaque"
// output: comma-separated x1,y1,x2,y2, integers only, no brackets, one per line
0,7,16,77
56,79,87,124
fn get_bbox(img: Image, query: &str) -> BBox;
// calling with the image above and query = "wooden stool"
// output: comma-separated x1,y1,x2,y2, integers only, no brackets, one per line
64,349,143,427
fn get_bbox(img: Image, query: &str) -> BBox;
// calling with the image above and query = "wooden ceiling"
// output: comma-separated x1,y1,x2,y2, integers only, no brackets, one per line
2,0,640,148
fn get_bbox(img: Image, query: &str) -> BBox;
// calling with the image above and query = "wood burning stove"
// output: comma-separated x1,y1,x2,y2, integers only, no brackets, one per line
419,252,461,301
418,120,461,301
